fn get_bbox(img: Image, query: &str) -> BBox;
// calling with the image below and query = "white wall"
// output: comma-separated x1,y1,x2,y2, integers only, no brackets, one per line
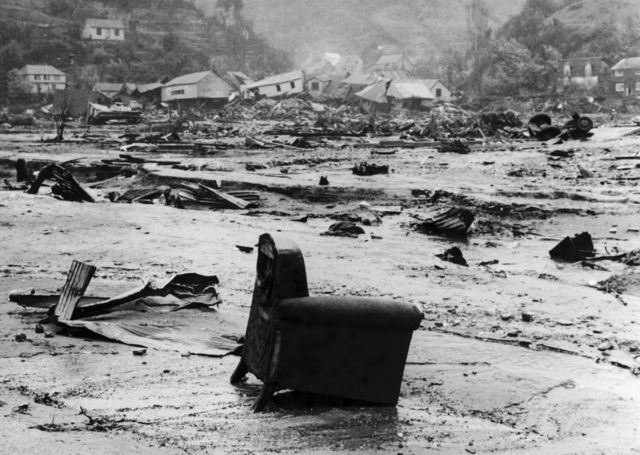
161,84,199,102
25,74,66,94
82,26,125,41
254,78,303,98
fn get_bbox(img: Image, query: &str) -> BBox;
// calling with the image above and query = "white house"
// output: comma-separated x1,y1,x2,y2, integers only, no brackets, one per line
82,19,125,41
17,65,66,94
421,79,452,102
161,71,232,107
246,70,304,98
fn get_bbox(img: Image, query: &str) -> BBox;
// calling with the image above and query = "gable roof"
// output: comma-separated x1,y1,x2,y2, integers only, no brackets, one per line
136,82,163,93
247,70,303,89
93,82,123,93
85,18,125,29
612,57,640,71
387,80,434,100
18,65,65,76
164,71,213,87
356,79,434,103
343,71,377,86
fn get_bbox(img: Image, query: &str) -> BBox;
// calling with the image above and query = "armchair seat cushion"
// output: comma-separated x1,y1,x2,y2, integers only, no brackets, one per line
276,296,423,330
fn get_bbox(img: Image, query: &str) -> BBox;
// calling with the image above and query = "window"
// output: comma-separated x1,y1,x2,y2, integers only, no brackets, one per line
171,89,185,95
584,63,592,78
34,75,41,80
114,29,120,36
615,70,623,77
311,82,320,91
96,27,102,35
615,83,625,92
276,84,281,92
564,64,571,78
435,88,442,97
290,81,296,89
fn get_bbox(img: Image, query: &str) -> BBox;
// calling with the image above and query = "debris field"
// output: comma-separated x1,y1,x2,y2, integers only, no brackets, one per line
1,104,640,454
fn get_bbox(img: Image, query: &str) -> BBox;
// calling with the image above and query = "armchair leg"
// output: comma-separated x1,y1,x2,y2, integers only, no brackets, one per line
253,382,276,412
230,358,249,384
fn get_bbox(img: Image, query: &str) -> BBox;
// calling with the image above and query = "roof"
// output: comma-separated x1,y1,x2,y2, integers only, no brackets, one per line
18,65,65,76
85,18,125,29
93,82,123,93
343,72,377,86
355,80,391,104
356,79,434,103
164,71,213,87
612,57,640,70
136,83,163,93
374,70,408,80
247,70,304,89
388,80,434,100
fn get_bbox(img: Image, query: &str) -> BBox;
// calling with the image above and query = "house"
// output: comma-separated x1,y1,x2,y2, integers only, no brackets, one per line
16,65,66,94
246,70,304,98
223,71,254,94
343,72,377,92
369,54,417,73
306,75,332,98
161,71,232,108
82,19,125,41
559,57,610,90
356,79,434,110
421,79,452,102
133,82,163,104
611,57,640,97
93,82,125,99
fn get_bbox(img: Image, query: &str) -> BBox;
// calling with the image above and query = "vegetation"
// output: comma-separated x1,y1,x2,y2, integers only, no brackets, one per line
0,0,292,102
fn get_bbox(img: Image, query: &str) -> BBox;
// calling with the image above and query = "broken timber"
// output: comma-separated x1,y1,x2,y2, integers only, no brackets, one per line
53,260,96,322
27,163,94,202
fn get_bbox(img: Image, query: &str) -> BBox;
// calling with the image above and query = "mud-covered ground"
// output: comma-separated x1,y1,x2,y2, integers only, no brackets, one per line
1,123,640,454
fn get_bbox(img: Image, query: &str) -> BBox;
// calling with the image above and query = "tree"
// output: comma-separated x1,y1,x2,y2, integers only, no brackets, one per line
466,0,492,95
7,69,33,100
481,38,545,96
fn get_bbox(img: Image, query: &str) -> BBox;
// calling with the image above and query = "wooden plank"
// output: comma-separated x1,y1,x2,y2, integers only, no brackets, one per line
198,183,251,209
54,260,96,321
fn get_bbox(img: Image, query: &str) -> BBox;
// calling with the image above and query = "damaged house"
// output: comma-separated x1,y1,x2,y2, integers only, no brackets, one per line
246,70,304,98
356,79,434,111
161,71,232,108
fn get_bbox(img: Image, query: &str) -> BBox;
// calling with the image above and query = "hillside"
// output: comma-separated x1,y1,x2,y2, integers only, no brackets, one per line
236,0,528,63
0,0,290,100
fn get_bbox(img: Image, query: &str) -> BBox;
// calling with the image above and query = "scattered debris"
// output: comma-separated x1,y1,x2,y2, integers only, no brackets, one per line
521,312,534,323
352,162,389,176
437,140,471,154
321,221,365,238
414,207,475,237
27,163,94,203
236,245,254,253
549,232,595,262
436,247,468,266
